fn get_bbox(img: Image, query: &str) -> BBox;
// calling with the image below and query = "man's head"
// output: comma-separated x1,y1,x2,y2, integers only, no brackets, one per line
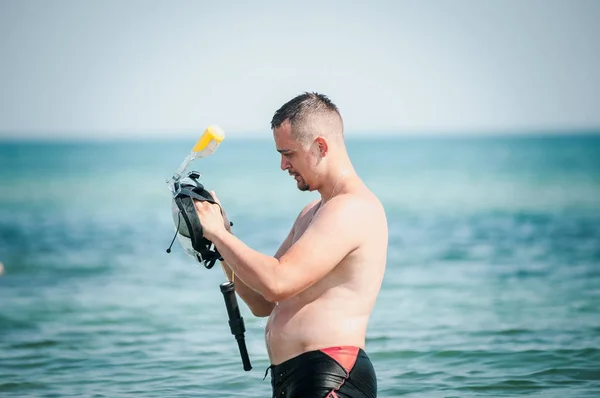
271,92,345,191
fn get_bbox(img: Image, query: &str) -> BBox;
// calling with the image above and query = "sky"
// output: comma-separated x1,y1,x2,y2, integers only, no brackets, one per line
1,0,599,140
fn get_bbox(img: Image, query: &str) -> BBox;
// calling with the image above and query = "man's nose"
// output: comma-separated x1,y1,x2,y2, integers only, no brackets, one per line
280,156,290,171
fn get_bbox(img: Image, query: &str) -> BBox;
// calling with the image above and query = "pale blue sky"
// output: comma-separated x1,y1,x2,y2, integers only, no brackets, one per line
1,0,599,140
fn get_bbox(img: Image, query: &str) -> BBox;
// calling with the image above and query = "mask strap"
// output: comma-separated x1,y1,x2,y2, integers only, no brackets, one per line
165,213,181,253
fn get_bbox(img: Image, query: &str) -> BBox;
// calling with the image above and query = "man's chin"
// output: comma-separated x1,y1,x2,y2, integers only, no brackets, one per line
297,181,310,191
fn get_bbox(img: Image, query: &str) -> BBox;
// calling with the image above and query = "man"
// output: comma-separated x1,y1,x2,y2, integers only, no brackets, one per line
195,92,388,397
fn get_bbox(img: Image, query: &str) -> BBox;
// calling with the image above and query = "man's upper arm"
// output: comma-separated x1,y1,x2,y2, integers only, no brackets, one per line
273,200,318,259
274,223,295,260
273,196,365,301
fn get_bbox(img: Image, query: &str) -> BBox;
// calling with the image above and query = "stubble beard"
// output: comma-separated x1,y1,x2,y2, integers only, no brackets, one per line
296,176,310,191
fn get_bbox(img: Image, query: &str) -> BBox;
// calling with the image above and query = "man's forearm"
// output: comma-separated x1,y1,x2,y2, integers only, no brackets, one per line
219,259,274,315
211,229,280,302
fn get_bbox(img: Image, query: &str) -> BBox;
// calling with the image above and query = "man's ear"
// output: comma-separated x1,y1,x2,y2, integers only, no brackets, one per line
314,136,328,157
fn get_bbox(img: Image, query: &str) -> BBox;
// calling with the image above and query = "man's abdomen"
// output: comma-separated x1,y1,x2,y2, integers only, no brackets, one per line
266,298,370,366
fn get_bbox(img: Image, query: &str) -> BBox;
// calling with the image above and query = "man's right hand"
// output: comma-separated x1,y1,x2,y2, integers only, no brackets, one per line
210,190,232,233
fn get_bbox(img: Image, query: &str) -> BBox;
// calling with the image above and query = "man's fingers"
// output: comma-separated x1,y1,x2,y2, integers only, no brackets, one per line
209,190,232,228
210,190,221,204
193,199,202,211
194,199,217,213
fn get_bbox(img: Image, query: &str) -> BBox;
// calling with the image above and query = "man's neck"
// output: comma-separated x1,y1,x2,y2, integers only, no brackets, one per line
318,166,352,203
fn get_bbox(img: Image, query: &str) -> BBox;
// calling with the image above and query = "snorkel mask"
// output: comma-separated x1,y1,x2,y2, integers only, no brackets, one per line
168,171,224,269
165,125,229,269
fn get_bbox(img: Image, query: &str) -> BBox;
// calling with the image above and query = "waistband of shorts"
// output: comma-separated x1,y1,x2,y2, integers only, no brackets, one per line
263,346,366,380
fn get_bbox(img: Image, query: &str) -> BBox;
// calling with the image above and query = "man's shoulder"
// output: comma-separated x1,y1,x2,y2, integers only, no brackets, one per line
327,189,384,218
330,190,387,236
297,198,321,218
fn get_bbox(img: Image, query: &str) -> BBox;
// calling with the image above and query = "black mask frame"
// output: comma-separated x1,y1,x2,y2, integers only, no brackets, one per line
166,171,229,269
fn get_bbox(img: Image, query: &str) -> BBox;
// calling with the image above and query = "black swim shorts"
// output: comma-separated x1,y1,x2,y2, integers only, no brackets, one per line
266,346,377,397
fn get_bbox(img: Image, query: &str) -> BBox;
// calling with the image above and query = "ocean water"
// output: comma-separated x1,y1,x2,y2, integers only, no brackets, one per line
1,134,599,397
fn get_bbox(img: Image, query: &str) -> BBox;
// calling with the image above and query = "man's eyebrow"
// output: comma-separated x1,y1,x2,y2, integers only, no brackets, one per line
277,148,293,154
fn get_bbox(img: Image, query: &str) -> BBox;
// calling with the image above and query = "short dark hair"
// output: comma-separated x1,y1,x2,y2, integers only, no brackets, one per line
270,92,341,130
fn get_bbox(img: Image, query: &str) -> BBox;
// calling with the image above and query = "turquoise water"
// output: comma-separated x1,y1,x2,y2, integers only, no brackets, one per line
1,134,599,397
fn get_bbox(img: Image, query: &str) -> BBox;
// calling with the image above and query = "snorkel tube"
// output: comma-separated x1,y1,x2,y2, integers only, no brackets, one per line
165,126,252,372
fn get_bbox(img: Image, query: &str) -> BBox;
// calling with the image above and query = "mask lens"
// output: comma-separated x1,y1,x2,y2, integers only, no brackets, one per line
176,233,202,260
171,200,192,237
171,199,202,259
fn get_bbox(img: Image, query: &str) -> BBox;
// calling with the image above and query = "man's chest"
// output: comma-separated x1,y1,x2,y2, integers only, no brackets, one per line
292,204,321,243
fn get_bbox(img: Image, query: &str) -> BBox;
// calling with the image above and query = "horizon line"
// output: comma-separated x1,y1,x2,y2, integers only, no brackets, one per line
1,127,599,143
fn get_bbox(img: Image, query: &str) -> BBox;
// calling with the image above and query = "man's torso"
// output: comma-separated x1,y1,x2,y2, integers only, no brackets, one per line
265,188,387,365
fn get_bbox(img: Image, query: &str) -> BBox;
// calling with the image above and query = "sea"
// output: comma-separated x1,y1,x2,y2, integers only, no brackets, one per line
1,134,599,397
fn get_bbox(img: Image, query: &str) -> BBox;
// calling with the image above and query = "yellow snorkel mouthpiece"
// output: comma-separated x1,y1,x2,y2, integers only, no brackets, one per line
168,125,226,185
192,125,225,157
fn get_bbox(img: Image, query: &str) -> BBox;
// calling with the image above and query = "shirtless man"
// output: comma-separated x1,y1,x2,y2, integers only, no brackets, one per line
195,92,388,397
